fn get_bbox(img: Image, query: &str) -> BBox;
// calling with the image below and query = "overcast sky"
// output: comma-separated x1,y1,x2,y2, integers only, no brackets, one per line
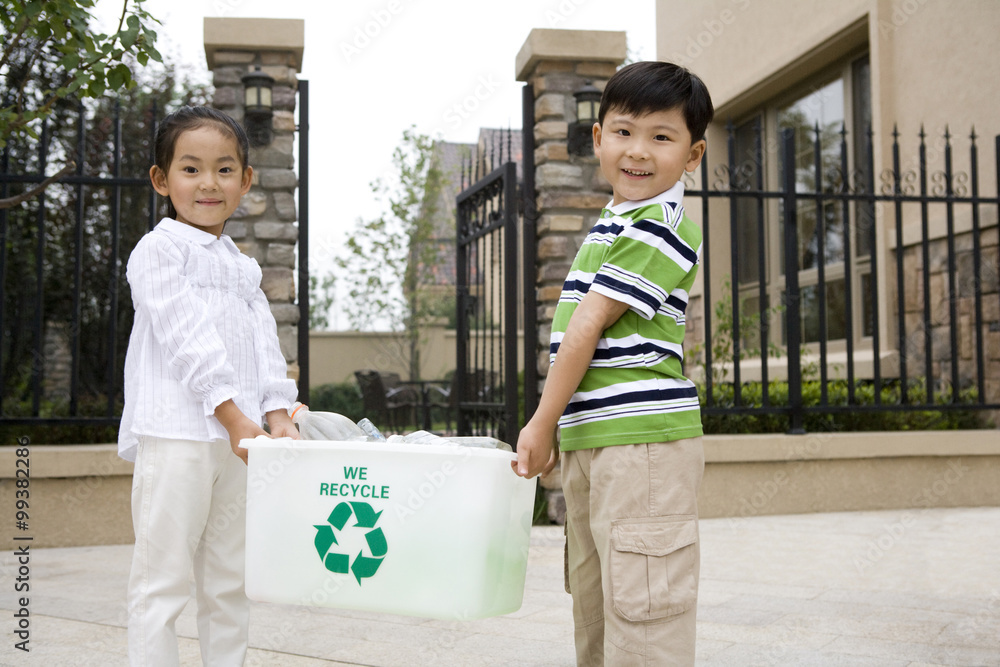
94,0,656,328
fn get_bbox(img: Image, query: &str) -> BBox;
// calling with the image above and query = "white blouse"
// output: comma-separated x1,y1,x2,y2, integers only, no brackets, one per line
118,218,297,461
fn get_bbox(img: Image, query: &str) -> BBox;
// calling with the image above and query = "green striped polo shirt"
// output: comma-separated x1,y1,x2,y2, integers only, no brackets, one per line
551,181,704,451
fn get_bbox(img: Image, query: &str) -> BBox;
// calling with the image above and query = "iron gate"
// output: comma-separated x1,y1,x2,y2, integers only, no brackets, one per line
455,159,519,441
453,86,539,444
453,134,519,442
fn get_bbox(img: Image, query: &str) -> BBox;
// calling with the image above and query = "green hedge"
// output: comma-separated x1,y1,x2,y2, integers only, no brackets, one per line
701,378,988,434
691,277,991,434
0,396,121,445
307,382,365,423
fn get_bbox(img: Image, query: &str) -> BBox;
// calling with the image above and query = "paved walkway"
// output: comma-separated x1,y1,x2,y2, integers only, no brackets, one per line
2,507,998,666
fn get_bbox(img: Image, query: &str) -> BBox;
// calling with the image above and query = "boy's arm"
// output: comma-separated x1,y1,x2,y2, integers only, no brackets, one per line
514,290,630,479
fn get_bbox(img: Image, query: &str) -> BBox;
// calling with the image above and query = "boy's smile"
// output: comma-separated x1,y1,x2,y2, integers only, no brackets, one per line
593,106,706,206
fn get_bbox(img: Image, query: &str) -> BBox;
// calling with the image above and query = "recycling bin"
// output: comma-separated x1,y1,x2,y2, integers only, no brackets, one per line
241,437,537,620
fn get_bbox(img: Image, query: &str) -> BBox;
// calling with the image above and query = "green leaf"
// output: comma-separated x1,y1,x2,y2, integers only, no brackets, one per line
88,78,106,97
59,53,81,71
121,25,139,49
107,64,128,91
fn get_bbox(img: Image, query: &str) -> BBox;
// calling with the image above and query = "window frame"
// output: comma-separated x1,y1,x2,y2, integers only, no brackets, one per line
733,51,873,355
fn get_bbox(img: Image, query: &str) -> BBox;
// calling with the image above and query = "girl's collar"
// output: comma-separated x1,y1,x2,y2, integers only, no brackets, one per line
157,218,237,254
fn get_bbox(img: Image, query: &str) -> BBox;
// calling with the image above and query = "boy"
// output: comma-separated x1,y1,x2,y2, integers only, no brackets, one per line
514,61,713,665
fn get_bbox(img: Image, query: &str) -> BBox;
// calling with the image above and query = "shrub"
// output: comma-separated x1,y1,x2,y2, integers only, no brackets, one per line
701,378,986,434
0,395,121,445
308,382,365,422
692,277,991,434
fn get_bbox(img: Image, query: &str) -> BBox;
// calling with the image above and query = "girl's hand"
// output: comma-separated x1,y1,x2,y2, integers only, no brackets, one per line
266,409,300,440
227,420,268,465
215,399,267,465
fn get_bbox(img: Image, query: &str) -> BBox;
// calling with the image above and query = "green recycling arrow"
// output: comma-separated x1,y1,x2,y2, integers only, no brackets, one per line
365,527,387,557
324,552,350,574
328,502,353,531
351,553,383,583
313,524,337,558
350,501,382,528
313,500,387,584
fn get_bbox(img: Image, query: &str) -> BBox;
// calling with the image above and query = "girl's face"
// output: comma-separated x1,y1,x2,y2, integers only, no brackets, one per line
149,125,252,237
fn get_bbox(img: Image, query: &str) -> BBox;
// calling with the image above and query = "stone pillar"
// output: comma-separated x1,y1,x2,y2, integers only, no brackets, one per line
515,29,627,524
204,17,304,382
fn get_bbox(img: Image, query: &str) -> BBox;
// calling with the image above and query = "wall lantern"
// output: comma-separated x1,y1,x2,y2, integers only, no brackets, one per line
568,80,602,157
242,66,274,147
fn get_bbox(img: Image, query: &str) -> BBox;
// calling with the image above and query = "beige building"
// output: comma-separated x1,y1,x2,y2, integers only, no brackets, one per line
656,0,1000,397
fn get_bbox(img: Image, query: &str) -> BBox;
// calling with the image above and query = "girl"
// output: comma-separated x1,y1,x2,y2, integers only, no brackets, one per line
118,105,300,666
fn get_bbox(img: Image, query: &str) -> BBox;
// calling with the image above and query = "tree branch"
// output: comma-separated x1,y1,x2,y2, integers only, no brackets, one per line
0,161,76,210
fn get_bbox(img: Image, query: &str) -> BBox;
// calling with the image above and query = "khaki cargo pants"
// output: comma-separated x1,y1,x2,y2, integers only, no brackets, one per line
562,437,704,666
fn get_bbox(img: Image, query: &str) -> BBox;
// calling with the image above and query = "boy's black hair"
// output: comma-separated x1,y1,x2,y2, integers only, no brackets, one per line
152,106,250,219
598,61,715,142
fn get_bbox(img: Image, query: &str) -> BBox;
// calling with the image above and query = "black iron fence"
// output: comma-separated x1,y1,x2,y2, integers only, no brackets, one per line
1,101,157,431
686,122,1000,432
1,86,311,437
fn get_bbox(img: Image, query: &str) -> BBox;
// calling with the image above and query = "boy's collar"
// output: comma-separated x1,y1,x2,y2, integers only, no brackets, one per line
605,180,686,216
157,218,238,253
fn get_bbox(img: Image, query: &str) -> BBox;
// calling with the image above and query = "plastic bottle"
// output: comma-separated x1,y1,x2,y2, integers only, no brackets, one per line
356,418,386,442
289,403,367,441
385,431,512,451
387,430,442,444
449,436,512,452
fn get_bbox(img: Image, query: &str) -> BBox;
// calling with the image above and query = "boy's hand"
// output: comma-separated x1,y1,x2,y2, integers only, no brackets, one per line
266,409,301,440
513,419,559,479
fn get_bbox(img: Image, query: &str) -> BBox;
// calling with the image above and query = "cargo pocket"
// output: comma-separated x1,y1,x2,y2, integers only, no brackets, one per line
609,515,698,622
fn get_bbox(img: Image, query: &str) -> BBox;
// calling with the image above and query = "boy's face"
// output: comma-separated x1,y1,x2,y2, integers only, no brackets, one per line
593,106,706,207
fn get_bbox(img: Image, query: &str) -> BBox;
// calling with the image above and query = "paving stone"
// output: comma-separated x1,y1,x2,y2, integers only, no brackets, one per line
3,508,998,665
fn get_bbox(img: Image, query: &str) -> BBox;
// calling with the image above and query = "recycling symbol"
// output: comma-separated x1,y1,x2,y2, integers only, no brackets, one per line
314,501,387,584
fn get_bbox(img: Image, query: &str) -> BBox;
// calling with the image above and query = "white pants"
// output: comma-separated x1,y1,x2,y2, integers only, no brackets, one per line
128,436,249,667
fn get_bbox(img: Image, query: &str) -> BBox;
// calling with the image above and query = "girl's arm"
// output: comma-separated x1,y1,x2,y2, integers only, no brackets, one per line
127,235,240,415
215,399,268,464
513,290,629,479
248,286,299,418
266,409,299,440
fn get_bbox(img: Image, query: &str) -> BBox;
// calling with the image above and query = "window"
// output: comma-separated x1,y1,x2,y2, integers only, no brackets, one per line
733,54,872,351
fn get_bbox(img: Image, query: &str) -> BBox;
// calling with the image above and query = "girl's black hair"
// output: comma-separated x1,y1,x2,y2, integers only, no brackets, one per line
598,61,715,142
152,106,251,219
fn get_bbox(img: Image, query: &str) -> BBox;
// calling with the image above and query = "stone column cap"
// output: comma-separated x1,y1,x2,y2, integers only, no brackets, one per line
204,17,305,71
516,28,627,81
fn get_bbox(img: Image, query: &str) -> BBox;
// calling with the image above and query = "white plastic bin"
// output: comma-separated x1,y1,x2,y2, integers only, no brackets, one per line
242,437,536,620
